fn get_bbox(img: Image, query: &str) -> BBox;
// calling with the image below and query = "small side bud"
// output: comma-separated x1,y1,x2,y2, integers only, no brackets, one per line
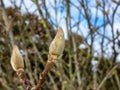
49,27,65,60
10,45,24,71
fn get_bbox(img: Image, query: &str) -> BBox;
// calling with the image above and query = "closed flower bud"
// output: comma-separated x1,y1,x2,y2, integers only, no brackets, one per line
49,27,65,59
10,45,24,71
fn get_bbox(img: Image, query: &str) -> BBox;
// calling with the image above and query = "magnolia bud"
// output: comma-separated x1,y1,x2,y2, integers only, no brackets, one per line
10,45,24,71
49,27,65,59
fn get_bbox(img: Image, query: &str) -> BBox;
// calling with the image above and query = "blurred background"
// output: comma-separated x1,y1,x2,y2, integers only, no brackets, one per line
0,0,120,90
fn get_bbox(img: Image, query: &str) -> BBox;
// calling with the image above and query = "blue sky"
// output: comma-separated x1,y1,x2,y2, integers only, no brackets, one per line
3,0,120,62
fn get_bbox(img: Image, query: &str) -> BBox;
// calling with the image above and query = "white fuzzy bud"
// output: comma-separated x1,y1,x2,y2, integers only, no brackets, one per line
10,45,24,71
49,27,65,59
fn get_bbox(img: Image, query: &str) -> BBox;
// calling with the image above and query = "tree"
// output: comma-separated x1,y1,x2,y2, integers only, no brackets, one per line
0,0,120,90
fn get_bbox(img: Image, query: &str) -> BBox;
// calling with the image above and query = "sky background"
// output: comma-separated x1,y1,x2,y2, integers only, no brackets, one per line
2,0,120,62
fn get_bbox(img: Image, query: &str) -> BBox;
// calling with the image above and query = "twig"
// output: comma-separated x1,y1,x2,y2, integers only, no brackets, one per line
96,63,119,90
0,0,14,46
31,56,54,90
17,69,32,90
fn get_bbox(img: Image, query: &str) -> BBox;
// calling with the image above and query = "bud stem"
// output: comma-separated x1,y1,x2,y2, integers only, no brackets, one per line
31,56,54,90
17,69,32,90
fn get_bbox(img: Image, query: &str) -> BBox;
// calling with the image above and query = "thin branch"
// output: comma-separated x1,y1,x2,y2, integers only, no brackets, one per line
0,0,14,47
31,56,54,90
96,63,120,90
17,69,32,90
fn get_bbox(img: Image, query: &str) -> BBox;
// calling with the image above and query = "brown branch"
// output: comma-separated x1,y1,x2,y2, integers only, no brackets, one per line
0,0,14,47
10,21,64,90
31,56,54,90
12,52,55,90
31,27,65,90
17,69,32,90
96,63,120,90
11,45,32,90
112,0,120,5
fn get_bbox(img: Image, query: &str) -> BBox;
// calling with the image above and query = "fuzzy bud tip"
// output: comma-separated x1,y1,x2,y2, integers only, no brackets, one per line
49,27,65,59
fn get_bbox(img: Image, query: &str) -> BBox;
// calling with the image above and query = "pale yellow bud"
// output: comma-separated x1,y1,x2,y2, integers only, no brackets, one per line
10,45,24,71
49,27,65,59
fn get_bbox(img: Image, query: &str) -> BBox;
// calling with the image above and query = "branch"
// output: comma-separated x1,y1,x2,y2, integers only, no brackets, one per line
17,69,32,90
10,27,65,90
96,63,120,90
31,56,54,90
0,0,14,46
31,27,65,90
